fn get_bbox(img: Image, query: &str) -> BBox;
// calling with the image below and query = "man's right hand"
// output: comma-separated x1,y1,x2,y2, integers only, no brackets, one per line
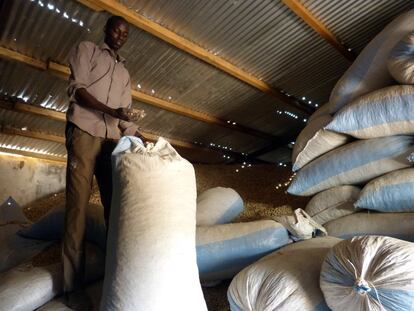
113,107,131,122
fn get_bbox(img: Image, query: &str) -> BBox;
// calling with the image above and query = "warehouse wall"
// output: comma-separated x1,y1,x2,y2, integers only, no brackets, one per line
0,153,66,206
0,152,310,221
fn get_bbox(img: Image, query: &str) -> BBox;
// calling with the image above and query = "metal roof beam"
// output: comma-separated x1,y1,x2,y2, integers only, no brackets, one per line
282,0,356,62
75,0,314,114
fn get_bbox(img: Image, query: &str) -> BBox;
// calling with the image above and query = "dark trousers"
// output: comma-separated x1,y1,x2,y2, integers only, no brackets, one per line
62,123,116,293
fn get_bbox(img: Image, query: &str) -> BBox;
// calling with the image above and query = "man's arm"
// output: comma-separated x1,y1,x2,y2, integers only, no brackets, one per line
118,77,146,141
74,88,131,121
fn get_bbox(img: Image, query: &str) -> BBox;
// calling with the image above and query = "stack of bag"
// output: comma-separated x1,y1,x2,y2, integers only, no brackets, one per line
288,9,414,241
195,186,292,285
227,12,414,310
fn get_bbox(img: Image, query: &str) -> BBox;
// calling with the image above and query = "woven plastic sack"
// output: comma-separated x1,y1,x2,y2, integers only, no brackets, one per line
292,114,349,171
196,187,243,225
228,236,341,311
275,208,327,241
320,236,414,311
100,137,207,311
355,168,414,212
18,203,106,249
326,85,414,139
196,220,291,282
305,186,360,225
0,243,104,311
388,31,414,84
328,9,414,113
288,135,414,196
1,224,50,273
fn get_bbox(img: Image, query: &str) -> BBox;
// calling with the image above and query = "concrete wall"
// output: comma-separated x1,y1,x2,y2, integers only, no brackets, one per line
0,153,66,206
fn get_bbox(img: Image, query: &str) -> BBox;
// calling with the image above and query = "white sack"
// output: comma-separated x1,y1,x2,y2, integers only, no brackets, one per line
228,236,341,311
100,137,207,311
196,220,291,282
320,236,414,311
328,9,414,113
0,244,104,311
388,31,414,84
326,85,414,139
275,208,327,241
355,168,414,212
325,211,414,242
305,186,360,225
288,135,414,196
292,114,350,171
197,187,243,225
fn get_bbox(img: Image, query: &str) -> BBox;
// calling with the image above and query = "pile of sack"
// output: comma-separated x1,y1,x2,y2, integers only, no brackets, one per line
0,138,292,310
288,9,414,241
228,235,414,311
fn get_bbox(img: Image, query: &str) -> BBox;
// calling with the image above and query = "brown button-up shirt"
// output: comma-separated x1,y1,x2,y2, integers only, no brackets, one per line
67,41,138,140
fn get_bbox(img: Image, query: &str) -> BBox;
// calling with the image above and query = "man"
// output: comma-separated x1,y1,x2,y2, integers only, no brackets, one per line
63,15,143,309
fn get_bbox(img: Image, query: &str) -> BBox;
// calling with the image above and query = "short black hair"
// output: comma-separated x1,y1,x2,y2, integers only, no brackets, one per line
105,15,128,30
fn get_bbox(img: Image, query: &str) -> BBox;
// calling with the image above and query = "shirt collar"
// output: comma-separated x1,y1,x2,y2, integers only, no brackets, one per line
100,42,126,63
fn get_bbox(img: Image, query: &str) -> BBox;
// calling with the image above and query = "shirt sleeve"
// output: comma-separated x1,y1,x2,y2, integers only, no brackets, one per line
118,76,140,136
67,41,95,100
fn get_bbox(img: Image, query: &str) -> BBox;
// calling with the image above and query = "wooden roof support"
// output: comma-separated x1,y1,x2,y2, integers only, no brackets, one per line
282,0,356,62
75,0,313,114
0,146,67,163
0,98,231,157
1,126,65,144
0,47,281,142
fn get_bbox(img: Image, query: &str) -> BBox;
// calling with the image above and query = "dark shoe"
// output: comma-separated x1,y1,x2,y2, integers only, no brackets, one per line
64,290,93,311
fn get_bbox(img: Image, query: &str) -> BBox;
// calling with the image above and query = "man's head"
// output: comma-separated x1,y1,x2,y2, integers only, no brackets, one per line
104,16,129,51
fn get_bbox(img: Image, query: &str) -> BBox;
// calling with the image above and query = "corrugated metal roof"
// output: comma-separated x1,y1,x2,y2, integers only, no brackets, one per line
1,0,413,162
120,0,351,106
0,133,67,157
0,0,307,142
0,58,270,154
301,0,414,53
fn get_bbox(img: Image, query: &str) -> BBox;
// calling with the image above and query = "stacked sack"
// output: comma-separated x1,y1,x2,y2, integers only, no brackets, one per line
288,9,414,239
195,187,292,284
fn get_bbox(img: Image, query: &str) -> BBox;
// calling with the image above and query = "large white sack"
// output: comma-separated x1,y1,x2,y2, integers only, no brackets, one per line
388,31,414,84
355,168,414,212
196,220,291,282
0,244,104,311
196,187,244,226
0,224,50,273
292,114,350,171
328,9,414,113
325,211,414,242
228,236,341,311
306,186,360,225
101,137,207,311
17,203,106,249
320,236,414,311
326,85,414,139
288,135,414,196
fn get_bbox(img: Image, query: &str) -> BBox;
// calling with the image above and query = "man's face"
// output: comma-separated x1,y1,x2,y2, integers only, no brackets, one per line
104,20,129,51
